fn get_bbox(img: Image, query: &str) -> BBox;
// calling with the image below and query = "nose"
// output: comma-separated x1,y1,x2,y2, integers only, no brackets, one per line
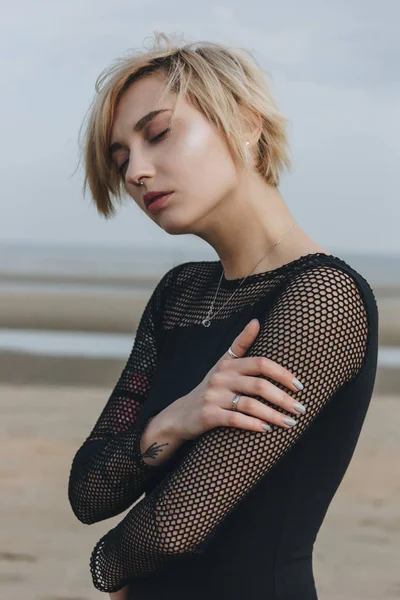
125,154,155,188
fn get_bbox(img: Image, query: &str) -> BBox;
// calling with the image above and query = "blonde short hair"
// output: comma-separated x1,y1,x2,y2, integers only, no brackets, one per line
80,32,291,218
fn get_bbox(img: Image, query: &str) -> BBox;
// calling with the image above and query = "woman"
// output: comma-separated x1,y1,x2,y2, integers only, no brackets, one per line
68,33,379,599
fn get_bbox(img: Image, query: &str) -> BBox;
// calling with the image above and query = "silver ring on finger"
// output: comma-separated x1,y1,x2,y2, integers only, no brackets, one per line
232,393,241,411
228,345,239,358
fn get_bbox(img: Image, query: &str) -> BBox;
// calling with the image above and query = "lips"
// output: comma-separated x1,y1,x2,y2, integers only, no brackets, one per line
144,191,173,208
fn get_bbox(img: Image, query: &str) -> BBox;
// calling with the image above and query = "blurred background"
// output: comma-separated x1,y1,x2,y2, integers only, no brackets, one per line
1,1,399,599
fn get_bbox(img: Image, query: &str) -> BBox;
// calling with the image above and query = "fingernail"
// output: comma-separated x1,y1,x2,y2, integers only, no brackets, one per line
283,417,297,427
261,424,271,432
292,378,304,391
293,402,306,414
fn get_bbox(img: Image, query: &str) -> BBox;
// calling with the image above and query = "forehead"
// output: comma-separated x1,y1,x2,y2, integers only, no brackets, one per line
111,75,175,138
118,74,170,112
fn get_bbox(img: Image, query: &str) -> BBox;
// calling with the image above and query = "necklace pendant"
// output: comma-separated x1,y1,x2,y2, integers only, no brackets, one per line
202,318,211,327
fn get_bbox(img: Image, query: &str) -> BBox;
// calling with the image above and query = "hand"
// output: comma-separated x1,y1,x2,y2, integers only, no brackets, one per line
109,584,129,600
166,318,305,441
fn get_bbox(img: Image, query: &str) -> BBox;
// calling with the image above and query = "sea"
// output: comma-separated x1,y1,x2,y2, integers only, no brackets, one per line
1,241,400,285
0,242,399,366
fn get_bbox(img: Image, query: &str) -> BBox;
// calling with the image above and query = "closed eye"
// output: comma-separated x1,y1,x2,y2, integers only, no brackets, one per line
118,128,171,175
149,127,171,144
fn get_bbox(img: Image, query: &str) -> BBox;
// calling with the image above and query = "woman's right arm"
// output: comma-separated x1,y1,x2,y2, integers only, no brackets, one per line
68,265,183,525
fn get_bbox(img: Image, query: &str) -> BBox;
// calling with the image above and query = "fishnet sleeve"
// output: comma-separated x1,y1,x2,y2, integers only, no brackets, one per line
89,266,370,592
68,265,180,525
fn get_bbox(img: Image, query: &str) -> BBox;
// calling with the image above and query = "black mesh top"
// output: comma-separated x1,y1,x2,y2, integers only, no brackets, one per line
68,252,379,599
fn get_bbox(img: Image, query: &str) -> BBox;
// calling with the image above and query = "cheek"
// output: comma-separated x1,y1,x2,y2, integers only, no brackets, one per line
181,122,212,156
167,122,213,176
169,122,235,186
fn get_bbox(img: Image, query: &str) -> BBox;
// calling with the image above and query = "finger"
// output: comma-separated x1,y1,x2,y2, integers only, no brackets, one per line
232,356,304,393
233,396,299,429
222,394,297,430
232,376,305,418
223,318,260,360
218,405,273,434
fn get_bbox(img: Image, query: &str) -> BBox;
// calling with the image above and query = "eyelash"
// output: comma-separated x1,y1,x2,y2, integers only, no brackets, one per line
118,128,171,174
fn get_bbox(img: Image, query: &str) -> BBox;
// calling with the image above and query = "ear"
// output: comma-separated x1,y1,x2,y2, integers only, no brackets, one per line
242,106,263,147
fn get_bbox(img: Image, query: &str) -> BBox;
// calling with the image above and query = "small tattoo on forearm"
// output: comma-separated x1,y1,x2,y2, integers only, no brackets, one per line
141,441,169,460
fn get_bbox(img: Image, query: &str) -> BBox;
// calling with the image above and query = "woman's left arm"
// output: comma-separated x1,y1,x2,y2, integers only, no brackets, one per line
89,267,371,593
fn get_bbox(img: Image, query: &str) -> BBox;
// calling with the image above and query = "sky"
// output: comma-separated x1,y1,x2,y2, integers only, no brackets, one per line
1,0,399,255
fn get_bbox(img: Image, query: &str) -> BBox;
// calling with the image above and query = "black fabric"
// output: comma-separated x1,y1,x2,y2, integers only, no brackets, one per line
68,252,379,599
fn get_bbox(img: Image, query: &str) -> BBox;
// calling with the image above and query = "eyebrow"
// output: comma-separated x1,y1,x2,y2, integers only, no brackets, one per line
108,109,172,157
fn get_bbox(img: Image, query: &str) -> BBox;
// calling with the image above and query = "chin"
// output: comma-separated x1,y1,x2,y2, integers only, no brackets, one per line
157,216,194,236
156,209,203,236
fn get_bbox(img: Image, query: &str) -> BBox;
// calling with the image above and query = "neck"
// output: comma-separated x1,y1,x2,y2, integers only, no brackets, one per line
194,172,323,280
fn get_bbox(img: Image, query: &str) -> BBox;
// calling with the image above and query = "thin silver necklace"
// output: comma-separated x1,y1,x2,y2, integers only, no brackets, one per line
201,223,299,327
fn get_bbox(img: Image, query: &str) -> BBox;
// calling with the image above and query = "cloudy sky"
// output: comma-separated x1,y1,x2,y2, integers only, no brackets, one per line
1,0,399,255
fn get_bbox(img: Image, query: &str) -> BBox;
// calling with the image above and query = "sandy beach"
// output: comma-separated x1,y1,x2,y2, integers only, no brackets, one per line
0,383,398,600
1,281,400,344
